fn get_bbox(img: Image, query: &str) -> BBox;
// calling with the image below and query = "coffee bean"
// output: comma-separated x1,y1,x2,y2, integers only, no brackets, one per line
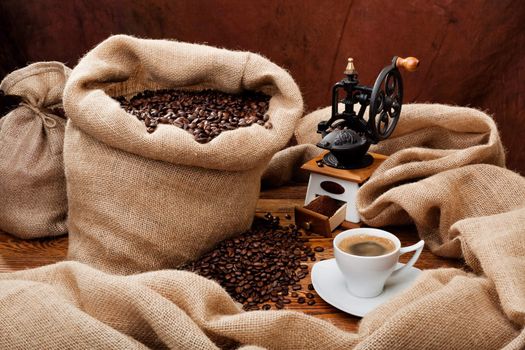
297,297,306,304
116,89,270,143
314,246,324,252
306,293,315,299
262,304,271,310
307,300,316,306
308,284,314,291
284,214,291,219
292,285,301,291
196,137,210,143
243,304,259,311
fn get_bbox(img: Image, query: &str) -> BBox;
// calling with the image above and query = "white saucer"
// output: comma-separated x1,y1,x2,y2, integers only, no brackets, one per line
311,258,422,317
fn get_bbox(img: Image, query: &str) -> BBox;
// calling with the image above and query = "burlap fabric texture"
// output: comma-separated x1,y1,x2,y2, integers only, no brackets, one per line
1,103,522,349
0,62,70,238
263,103,505,186
0,186,523,350
354,104,522,349
262,105,328,186
62,35,303,275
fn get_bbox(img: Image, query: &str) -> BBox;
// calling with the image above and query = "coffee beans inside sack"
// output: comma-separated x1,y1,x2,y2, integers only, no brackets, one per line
63,35,303,274
117,89,272,142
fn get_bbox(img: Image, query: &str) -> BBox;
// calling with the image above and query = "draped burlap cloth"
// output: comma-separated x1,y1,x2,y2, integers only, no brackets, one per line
0,62,70,238
62,35,303,274
264,103,506,187
261,143,321,187
1,103,523,349
0,198,523,350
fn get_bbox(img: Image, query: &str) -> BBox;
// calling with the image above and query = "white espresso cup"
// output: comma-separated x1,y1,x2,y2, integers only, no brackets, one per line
333,228,424,298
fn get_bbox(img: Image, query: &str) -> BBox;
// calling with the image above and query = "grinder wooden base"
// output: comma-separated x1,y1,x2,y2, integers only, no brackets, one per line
297,151,386,236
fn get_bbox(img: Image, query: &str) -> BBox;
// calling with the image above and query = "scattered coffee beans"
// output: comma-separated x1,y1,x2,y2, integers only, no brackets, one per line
182,214,314,311
115,89,271,143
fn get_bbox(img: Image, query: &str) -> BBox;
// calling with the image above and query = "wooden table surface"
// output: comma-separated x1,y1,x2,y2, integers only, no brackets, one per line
0,185,465,332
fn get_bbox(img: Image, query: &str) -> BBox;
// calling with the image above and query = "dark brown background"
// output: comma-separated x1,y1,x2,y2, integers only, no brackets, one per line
1,0,524,173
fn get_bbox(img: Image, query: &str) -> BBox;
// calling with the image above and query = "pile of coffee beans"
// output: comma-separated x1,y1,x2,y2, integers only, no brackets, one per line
115,89,271,143
182,214,322,310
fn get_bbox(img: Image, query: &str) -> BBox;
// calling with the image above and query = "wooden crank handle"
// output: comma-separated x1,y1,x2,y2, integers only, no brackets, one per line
395,57,419,72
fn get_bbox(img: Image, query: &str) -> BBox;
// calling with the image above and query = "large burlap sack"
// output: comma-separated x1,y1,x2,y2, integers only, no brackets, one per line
263,103,505,187
62,35,303,274
0,62,70,238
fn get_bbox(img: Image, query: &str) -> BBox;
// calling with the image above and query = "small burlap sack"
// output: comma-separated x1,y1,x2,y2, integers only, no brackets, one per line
63,35,303,274
0,62,70,238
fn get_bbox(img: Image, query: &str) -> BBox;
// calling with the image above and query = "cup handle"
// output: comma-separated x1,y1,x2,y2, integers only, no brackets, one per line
390,240,425,278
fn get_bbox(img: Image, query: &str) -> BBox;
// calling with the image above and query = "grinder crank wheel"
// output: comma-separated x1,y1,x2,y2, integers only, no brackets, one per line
368,63,403,141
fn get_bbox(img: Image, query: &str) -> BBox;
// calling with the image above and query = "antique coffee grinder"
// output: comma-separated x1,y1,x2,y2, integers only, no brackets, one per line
296,56,419,235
